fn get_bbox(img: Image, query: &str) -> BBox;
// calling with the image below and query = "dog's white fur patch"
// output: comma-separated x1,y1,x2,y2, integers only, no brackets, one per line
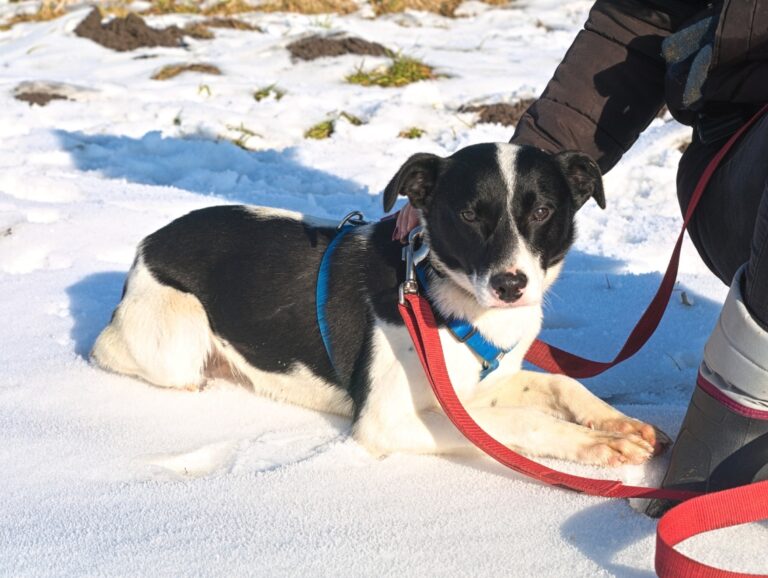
496,143,546,306
92,255,212,389
92,255,353,416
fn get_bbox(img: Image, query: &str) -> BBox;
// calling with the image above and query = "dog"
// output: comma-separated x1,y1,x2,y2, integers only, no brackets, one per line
92,142,668,465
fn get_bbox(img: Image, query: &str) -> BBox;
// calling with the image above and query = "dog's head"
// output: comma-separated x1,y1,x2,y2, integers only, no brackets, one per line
383,143,605,308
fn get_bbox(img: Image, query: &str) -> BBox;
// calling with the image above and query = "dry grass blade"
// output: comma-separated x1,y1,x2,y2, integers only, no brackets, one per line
152,63,222,80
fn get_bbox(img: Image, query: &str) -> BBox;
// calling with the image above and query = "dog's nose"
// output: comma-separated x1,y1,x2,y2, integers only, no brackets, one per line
490,271,528,302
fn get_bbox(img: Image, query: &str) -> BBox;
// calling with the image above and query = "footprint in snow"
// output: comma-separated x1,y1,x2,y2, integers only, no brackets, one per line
141,440,239,479
138,430,346,480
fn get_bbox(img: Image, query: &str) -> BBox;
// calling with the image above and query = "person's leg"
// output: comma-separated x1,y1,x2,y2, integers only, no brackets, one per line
744,187,768,331
646,115,768,517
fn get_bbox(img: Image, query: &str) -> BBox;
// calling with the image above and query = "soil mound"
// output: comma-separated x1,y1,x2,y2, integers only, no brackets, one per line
460,99,535,127
74,8,184,52
13,81,85,106
287,34,390,61
15,92,67,106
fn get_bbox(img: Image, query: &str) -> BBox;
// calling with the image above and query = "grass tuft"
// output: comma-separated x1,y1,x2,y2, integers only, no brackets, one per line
346,55,437,88
202,0,253,15
224,122,262,148
304,111,366,139
304,119,335,139
370,0,460,17
182,21,214,39
253,84,286,102
142,0,200,14
203,17,261,30
398,127,425,139
259,0,357,15
152,63,222,80
0,1,67,31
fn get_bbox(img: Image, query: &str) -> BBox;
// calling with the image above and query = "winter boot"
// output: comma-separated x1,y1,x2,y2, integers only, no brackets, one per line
646,266,768,518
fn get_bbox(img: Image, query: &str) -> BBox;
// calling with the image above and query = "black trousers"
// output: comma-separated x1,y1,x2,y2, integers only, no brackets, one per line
677,113,768,328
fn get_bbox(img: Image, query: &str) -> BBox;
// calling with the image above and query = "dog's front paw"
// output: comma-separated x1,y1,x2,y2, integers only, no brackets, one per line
576,432,655,467
590,417,671,456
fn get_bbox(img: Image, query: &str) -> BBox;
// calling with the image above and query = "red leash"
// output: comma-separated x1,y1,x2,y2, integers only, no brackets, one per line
398,104,768,577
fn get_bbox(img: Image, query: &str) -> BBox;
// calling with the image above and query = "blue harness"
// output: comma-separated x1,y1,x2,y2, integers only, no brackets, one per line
316,223,356,374
316,218,513,380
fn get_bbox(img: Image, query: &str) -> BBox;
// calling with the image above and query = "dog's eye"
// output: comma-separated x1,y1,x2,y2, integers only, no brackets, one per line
531,207,551,222
460,209,477,223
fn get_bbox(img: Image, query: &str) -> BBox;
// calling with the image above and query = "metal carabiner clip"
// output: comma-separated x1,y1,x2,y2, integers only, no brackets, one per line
337,211,367,230
399,225,429,304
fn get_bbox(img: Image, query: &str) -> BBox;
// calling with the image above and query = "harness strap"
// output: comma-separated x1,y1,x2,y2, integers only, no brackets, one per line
316,224,356,374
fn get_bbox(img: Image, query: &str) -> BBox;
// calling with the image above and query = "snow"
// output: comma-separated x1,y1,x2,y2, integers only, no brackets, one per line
0,3,765,577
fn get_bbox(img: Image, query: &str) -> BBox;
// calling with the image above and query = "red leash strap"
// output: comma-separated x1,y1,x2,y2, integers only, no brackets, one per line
655,480,768,578
398,104,768,577
525,104,768,378
398,292,699,501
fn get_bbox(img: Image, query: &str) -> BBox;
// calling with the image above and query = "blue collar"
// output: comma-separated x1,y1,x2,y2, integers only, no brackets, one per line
415,264,513,380
317,224,513,381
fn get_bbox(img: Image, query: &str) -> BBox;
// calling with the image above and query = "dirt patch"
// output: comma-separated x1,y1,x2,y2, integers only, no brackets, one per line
287,34,390,61
74,8,187,52
13,81,82,106
15,91,68,106
459,99,535,127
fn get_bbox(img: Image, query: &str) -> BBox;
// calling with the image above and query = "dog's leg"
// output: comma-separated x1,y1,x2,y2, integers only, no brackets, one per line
354,406,655,465
473,370,670,452
91,259,212,390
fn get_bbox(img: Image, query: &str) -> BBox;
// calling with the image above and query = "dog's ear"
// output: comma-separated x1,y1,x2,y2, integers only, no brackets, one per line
382,153,442,213
555,151,606,210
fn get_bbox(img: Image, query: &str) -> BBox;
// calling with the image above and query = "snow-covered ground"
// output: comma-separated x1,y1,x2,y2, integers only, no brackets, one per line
1,2,765,576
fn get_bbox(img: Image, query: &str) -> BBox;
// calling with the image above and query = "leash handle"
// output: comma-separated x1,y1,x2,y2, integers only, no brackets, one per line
525,104,768,378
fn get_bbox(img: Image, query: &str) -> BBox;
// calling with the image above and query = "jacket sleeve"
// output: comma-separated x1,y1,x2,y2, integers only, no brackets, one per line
703,0,768,105
511,0,702,174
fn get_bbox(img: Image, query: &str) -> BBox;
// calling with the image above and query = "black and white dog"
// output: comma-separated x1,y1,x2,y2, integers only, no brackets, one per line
92,143,668,465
